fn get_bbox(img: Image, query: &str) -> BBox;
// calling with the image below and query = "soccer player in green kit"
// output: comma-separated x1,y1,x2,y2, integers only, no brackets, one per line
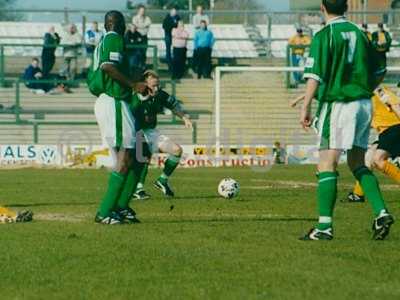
88,11,145,224
299,0,394,240
131,70,193,199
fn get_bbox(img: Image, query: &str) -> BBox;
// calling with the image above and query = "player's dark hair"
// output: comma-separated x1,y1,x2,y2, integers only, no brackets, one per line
137,4,145,10
32,57,39,62
322,0,348,15
104,10,126,35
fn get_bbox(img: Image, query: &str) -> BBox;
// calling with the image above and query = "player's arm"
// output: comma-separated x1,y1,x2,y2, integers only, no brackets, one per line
174,109,192,129
161,90,193,129
300,32,327,130
290,94,305,108
387,95,400,120
391,104,400,120
100,34,146,93
101,64,136,89
301,79,319,130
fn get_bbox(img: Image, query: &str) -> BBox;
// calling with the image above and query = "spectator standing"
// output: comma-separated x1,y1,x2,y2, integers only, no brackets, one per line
288,28,311,84
125,24,146,76
60,24,82,80
372,23,392,72
132,5,152,65
172,20,189,79
162,6,180,68
192,5,210,71
84,21,103,74
193,5,210,29
193,20,214,79
361,23,372,41
41,26,60,77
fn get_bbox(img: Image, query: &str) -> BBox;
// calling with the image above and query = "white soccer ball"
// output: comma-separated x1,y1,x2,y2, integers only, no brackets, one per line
218,178,240,199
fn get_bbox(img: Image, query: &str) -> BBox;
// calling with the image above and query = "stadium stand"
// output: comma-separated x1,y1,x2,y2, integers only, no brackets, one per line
0,16,399,147
0,22,258,58
1,21,399,61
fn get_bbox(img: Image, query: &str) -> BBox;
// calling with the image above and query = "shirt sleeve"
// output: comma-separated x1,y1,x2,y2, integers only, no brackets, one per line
159,90,179,111
303,32,330,83
209,31,215,47
101,34,124,66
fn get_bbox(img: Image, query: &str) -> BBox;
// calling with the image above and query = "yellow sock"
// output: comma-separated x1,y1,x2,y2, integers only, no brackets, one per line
383,161,400,184
353,181,364,197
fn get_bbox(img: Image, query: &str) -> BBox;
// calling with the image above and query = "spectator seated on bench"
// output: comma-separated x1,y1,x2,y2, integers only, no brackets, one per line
23,58,70,95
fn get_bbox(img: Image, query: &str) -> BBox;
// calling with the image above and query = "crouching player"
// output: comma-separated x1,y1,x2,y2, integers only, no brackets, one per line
347,86,400,202
131,71,192,199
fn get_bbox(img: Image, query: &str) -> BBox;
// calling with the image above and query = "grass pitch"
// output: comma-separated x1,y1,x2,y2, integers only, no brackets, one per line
0,165,399,300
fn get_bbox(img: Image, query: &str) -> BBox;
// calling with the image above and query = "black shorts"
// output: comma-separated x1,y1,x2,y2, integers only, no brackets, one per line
377,124,400,158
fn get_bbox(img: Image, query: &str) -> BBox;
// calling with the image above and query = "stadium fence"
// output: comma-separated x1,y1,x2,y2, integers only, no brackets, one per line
0,78,210,144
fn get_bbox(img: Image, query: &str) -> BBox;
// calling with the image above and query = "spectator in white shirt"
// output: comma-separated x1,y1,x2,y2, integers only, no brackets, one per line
60,24,82,80
193,5,210,30
132,5,152,63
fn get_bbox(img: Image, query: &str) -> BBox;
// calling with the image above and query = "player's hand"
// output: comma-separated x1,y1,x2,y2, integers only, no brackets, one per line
291,94,305,108
300,106,312,131
183,116,193,130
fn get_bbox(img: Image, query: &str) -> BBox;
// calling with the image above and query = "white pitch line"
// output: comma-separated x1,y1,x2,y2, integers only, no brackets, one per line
249,179,400,191
33,212,308,223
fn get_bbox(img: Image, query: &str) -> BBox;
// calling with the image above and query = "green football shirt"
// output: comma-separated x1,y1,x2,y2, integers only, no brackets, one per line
87,31,131,101
304,16,386,103
131,90,180,130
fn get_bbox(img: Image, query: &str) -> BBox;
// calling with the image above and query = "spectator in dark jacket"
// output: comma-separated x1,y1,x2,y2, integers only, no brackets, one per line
372,23,392,71
41,26,60,77
194,20,215,79
125,24,146,76
162,6,180,68
23,58,52,93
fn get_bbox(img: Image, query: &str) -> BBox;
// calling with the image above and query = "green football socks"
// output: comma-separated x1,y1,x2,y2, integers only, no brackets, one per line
317,172,338,230
116,166,142,210
138,162,149,187
98,172,125,218
353,166,387,216
161,154,181,179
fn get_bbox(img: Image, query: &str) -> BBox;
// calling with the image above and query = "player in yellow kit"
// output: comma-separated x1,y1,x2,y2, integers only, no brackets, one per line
347,86,400,202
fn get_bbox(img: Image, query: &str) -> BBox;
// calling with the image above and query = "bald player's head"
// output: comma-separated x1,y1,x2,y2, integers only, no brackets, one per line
104,10,126,36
